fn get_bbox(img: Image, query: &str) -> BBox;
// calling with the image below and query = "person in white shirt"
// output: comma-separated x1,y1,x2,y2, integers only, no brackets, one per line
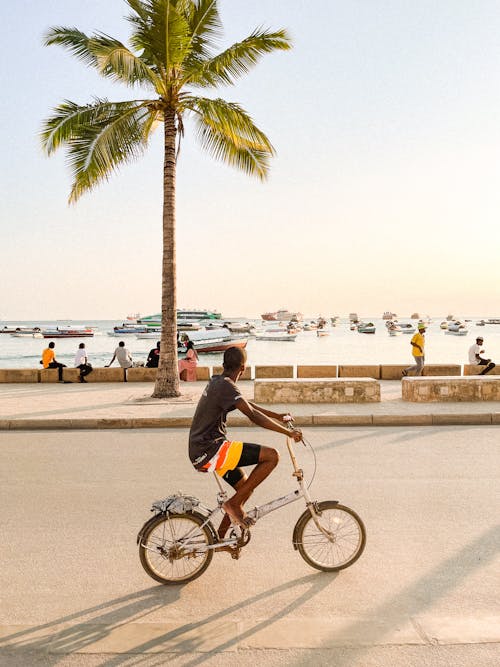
74,342,93,382
468,337,496,375
106,341,133,368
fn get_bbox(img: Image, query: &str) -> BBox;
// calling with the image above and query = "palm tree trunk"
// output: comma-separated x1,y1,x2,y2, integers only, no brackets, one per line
152,106,180,398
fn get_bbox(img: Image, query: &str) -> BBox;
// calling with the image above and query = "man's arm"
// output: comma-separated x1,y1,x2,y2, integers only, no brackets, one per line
235,397,301,441
106,354,116,367
248,401,289,422
411,341,423,353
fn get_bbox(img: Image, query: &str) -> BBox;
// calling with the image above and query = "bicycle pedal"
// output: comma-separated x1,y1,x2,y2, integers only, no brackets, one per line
230,550,241,560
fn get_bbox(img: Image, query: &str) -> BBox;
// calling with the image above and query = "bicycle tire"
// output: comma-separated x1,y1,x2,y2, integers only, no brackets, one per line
293,501,366,572
139,511,215,585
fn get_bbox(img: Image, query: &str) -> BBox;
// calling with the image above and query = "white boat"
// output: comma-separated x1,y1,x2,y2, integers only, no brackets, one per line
261,309,302,322
400,323,416,334
42,326,94,338
440,321,448,330
445,321,468,336
357,322,376,334
387,323,402,336
10,332,43,338
255,333,297,342
224,322,255,334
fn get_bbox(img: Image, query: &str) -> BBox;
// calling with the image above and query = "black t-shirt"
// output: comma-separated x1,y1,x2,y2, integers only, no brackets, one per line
189,375,242,469
146,348,160,368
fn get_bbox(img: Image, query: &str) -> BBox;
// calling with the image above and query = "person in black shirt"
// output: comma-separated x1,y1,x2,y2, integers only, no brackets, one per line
146,341,160,368
189,346,302,538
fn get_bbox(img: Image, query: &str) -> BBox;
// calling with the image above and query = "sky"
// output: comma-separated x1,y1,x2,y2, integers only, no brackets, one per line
2,0,500,321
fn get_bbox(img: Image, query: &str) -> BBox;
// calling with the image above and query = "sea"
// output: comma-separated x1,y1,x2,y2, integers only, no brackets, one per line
1,317,498,371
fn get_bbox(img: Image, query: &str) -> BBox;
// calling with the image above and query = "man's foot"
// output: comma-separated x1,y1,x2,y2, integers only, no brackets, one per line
222,500,255,529
79,377,87,383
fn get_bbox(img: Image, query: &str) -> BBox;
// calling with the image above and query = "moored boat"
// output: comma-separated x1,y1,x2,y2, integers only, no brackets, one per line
261,309,302,322
42,326,94,338
357,322,376,334
400,323,416,334
445,321,468,335
255,333,297,342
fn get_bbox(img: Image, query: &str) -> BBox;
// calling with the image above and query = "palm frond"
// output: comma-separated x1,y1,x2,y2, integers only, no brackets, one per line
44,27,98,68
185,96,274,180
90,34,165,92
186,27,292,88
42,98,156,202
185,0,222,59
127,0,192,77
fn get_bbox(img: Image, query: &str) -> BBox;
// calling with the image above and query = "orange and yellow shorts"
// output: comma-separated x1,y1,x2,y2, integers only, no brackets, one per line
200,440,261,485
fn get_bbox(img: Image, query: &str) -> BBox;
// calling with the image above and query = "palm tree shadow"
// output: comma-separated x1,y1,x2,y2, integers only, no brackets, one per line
287,522,500,667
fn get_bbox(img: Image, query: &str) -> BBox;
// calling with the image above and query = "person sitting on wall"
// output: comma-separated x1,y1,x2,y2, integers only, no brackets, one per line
41,341,69,383
74,342,93,383
468,337,496,375
178,341,199,381
146,341,160,368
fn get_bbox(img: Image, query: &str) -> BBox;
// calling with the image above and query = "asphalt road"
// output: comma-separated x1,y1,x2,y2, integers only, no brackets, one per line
0,426,499,666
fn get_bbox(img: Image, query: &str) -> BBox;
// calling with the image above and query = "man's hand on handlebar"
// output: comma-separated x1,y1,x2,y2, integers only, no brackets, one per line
289,427,302,442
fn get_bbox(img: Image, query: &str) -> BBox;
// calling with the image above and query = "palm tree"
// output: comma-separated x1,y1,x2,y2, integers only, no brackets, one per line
41,0,291,397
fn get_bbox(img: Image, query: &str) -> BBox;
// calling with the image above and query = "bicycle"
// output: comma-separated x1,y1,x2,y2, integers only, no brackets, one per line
137,420,366,584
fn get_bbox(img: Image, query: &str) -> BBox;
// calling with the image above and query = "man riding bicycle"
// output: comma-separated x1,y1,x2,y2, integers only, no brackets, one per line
189,346,302,538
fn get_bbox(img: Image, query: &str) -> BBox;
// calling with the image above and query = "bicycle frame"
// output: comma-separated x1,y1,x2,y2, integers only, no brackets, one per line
172,434,332,554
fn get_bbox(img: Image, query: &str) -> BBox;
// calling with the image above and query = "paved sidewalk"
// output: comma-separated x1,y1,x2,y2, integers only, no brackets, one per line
1,381,500,429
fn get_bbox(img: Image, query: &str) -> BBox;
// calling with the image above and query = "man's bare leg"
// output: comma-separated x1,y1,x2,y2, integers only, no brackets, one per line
221,446,279,530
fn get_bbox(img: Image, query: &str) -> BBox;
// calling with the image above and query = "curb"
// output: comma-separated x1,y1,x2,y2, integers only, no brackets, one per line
0,413,499,430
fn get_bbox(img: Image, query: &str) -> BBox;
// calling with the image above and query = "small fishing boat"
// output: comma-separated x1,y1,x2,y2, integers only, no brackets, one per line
107,324,148,336
193,337,248,353
476,320,486,326
42,326,94,338
387,322,402,336
255,333,297,342
445,321,468,336
10,332,43,338
400,323,416,334
317,330,329,337
357,322,376,334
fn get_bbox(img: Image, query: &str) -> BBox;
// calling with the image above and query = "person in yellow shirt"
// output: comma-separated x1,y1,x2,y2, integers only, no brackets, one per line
402,323,426,377
41,341,68,382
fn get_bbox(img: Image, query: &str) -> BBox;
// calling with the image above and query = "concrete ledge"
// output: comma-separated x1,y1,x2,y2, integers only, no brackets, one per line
62,368,81,382
213,366,251,380
423,364,461,376
403,376,500,402
463,364,500,376
127,367,157,382
39,369,60,383
0,369,39,383
372,414,433,426
297,365,337,378
432,413,492,425
87,367,126,382
254,378,380,404
312,414,373,426
380,365,407,380
338,365,381,379
255,365,294,379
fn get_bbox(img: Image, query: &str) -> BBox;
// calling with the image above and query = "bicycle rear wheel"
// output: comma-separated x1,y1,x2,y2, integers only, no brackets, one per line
139,511,215,584
294,501,366,572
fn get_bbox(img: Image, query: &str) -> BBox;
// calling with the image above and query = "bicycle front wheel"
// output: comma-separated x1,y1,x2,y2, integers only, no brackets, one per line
294,501,366,572
139,511,215,585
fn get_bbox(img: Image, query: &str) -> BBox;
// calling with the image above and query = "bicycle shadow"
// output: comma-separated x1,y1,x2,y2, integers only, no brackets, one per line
0,585,177,663
0,572,334,665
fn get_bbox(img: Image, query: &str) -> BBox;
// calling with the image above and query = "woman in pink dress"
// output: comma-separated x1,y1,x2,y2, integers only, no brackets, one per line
178,341,199,381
